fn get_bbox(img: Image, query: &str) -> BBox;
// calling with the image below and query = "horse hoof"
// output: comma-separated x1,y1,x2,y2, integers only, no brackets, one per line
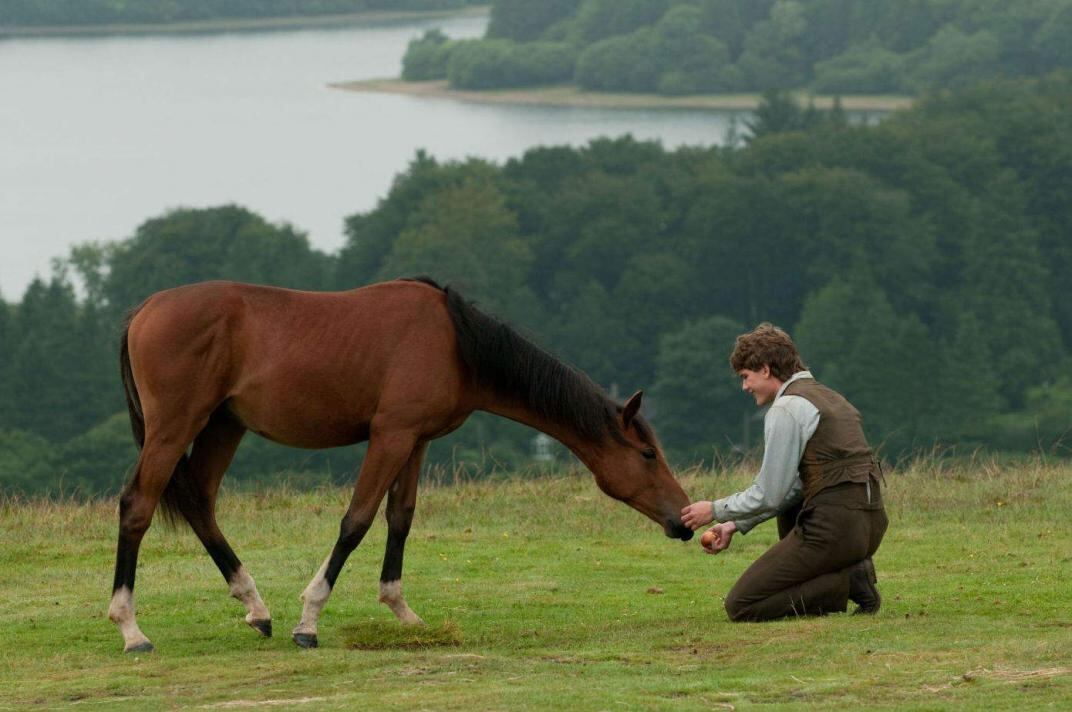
292,633,318,649
248,619,273,638
125,641,154,654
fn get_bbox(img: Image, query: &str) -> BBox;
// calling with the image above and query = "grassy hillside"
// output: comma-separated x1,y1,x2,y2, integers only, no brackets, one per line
1,459,1069,709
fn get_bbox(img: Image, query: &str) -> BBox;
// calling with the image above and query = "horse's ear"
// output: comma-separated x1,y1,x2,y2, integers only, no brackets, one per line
622,390,643,428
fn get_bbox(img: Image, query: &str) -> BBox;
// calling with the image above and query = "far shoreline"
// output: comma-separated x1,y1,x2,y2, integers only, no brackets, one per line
0,6,489,38
330,78,914,113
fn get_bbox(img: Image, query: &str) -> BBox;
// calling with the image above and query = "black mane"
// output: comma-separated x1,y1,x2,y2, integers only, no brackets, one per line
407,277,626,444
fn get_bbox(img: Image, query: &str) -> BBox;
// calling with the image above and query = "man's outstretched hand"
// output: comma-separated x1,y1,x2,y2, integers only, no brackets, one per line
701,521,738,554
681,500,715,530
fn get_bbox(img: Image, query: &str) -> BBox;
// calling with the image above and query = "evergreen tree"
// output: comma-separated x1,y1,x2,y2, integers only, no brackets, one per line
794,271,933,452
10,276,86,442
925,312,1003,443
375,177,534,321
104,205,331,316
0,299,14,430
651,315,746,459
486,0,580,42
956,195,1063,408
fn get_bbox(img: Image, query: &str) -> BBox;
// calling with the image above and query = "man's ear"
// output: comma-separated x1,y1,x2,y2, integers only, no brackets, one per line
622,390,643,428
761,364,772,379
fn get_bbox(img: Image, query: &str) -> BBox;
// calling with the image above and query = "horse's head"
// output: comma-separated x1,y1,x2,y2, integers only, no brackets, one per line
589,391,694,541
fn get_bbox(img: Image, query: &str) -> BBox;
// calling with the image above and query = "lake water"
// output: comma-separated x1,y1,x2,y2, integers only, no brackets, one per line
0,12,742,298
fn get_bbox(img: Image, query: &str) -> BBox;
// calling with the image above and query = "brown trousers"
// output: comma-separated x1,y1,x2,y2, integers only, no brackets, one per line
724,479,888,621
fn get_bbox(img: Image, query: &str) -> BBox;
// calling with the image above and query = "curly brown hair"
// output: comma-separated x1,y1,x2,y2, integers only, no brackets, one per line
729,323,807,382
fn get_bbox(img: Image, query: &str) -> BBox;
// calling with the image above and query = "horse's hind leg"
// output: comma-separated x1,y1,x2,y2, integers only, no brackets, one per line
178,409,272,637
293,429,419,648
109,437,192,653
379,442,427,625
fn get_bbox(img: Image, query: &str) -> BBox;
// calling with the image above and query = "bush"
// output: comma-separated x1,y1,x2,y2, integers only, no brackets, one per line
448,39,518,89
812,40,906,94
402,29,455,81
57,413,138,496
512,41,577,86
0,429,58,495
576,30,660,92
447,39,577,89
0,414,137,497
903,25,1002,91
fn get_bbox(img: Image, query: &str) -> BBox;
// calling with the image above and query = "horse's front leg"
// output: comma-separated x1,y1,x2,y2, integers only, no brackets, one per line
379,442,428,625
292,430,419,648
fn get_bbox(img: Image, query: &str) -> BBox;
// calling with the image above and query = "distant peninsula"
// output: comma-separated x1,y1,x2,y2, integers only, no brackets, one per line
330,78,913,113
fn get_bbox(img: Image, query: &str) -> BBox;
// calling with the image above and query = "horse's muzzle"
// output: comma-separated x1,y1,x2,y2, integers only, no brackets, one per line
665,520,694,541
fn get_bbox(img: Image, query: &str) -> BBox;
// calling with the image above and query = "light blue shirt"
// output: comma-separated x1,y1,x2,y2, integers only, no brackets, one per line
713,371,820,534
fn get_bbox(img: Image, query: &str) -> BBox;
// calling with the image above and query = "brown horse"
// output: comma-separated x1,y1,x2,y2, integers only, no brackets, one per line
109,277,693,653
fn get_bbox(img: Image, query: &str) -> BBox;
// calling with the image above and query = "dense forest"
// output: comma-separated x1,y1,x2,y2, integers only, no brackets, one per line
2,73,1070,495
0,0,483,27
402,0,1072,95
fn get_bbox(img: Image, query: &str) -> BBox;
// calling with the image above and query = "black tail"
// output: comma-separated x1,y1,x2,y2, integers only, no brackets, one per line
119,315,145,450
118,306,192,528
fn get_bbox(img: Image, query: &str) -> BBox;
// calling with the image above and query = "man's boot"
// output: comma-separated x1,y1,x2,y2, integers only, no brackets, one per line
848,558,881,614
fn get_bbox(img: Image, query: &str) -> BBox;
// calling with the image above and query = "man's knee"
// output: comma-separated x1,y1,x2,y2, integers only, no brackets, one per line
724,590,753,622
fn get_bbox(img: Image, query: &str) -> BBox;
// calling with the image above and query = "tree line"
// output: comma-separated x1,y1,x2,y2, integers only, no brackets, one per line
403,0,1072,95
1,73,1070,496
0,0,483,27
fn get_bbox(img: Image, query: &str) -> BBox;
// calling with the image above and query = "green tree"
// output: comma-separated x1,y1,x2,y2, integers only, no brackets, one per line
507,41,578,86
794,273,933,452
677,167,801,328
744,90,822,140
544,279,620,388
375,177,534,320
1032,4,1072,72
487,0,581,41
608,252,697,390
9,276,87,442
57,413,139,495
848,0,956,53
575,29,660,91
736,0,810,90
695,0,774,57
903,25,1002,91
923,312,1002,444
573,0,670,42
104,205,331,315
0,299,13,427
536,171,664,296
955,194,1063,408
652,5,732,95
811,38,906,94
651,315,745,459
777,166,937,317
0,428,57,495
401,29,454,81
446,39,514,89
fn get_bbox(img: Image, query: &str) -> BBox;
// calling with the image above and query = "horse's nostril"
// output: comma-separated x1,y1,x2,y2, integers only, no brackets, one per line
666,520,694,541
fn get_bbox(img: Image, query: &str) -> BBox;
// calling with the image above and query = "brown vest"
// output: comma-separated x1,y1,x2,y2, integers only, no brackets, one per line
782,377,877,501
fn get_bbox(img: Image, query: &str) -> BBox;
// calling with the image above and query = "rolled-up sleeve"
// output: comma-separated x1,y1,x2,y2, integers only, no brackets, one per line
713,404,806,534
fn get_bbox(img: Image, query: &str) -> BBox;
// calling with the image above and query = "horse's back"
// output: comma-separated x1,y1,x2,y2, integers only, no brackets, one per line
128,280,466,448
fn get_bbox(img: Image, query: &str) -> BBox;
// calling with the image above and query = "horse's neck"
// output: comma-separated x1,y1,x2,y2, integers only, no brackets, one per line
481,397,604,469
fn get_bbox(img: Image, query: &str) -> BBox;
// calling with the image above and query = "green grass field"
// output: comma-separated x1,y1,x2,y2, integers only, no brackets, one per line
1,459,1069,710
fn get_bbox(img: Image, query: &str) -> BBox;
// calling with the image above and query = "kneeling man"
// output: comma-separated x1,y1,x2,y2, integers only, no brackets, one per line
682,323,888,620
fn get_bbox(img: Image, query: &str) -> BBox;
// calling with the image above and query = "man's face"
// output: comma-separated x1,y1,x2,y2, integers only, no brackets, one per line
737,366,782,407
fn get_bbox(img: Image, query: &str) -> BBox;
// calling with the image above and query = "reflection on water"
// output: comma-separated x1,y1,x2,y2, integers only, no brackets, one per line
1,12,747,297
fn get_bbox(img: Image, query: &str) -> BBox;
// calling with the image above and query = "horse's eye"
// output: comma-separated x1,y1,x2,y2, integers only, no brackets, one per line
641,448,657,460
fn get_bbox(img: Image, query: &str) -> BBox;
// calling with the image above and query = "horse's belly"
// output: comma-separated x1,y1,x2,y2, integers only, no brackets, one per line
225,392,373,449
